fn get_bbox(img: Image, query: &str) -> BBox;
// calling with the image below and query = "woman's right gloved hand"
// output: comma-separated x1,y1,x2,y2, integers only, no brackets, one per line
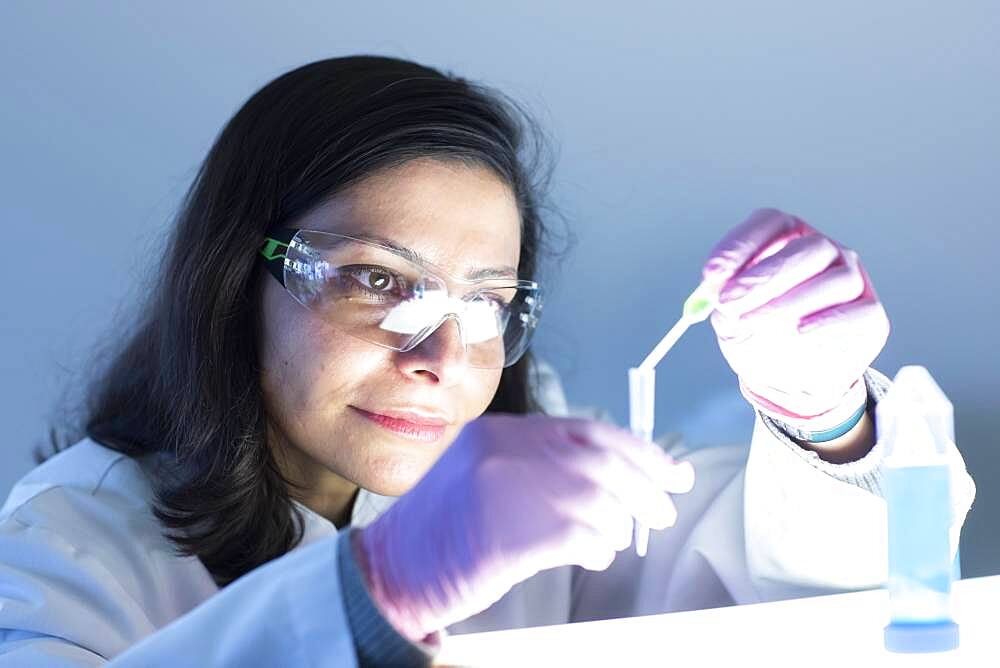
353,414,695,641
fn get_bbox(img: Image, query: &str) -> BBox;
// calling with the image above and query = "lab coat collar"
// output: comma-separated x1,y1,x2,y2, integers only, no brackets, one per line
350,487,399,528
292,487,399,548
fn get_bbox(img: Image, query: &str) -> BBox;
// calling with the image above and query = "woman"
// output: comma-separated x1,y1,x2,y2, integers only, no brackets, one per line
0,56,975,666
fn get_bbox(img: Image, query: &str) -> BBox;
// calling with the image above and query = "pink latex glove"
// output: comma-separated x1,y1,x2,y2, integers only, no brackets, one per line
704,208,891,431
354,414,695,641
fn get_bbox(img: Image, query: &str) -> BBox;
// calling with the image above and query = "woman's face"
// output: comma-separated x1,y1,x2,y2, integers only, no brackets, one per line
259,159,521,502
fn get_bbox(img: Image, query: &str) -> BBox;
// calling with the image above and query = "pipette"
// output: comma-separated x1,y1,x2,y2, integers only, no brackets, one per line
629,281,720,557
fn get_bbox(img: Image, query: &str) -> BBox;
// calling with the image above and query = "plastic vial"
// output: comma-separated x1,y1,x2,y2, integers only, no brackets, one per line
878,366,959,653
628,367,655,557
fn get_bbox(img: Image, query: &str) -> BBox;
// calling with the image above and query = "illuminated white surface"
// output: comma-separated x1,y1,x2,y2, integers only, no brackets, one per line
435,575,999,666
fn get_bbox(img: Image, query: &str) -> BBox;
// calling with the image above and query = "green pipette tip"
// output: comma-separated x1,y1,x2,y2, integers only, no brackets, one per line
682,283,720,322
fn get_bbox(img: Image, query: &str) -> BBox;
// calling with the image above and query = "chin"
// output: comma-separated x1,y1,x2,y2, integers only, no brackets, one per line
360,451,438,497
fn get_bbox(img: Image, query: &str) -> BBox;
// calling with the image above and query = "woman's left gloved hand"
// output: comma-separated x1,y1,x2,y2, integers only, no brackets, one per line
702,208,891,433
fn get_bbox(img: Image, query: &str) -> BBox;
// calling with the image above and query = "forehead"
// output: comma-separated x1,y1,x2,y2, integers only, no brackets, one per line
294,160,522,277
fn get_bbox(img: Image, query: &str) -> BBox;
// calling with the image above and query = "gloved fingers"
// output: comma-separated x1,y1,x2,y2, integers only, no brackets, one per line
740,376,864,421
595,455,680,531
747,295,882,402
709,307,752,344
737,248,866,327
799,291,889,340
492,510,626,580
554,483,636,552
798,259,888,336
558,522,621,572
547,442,680,531
562,419,695,495
518,504,622,573
797,296,891,369
703,208,816,284
715,233,841,318
516,475,634,572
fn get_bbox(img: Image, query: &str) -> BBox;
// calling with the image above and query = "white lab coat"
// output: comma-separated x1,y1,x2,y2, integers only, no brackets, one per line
0,368,976,666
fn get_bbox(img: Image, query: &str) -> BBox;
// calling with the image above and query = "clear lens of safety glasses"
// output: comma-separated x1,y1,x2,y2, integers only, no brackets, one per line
271,229,542,369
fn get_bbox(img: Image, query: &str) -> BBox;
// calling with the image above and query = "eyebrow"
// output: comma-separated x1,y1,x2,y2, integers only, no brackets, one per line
350,232,519,281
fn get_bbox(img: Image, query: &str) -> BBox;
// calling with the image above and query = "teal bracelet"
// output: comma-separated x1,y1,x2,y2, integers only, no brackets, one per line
778,401,868,444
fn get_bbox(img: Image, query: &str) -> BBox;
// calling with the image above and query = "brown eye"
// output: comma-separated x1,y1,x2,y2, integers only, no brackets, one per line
369,271,393,291
349,265,404,295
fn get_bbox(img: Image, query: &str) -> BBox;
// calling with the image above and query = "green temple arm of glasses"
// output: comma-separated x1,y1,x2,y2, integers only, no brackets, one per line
259,228,299,287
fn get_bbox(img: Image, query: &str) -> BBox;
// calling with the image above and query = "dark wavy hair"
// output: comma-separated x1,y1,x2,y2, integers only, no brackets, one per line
56,56,557,586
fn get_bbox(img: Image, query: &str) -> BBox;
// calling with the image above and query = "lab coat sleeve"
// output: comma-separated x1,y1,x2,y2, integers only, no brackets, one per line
568,368,976,621
337,530,439,666
0,503,360,667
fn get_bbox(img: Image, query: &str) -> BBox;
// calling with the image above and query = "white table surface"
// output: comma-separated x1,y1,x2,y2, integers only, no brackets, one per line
435,575,999,667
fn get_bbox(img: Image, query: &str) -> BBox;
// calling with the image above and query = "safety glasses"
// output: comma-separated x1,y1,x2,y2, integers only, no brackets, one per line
259,228,542,369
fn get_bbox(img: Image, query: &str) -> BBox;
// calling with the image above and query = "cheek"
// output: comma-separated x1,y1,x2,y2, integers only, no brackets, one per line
259,284,382,416
463,368,503,418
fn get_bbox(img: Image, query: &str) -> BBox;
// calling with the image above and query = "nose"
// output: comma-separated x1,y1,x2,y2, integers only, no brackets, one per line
395,315,469,386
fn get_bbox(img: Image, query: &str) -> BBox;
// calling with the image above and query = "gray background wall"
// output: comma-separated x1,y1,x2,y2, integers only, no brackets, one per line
1,2,997,576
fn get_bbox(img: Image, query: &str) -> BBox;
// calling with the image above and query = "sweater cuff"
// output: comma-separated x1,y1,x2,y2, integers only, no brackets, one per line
337,529,437,667
759,368,892,498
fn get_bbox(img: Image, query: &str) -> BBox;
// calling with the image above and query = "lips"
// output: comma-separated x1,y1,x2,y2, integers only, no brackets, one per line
364,408,449,427
350,406,449,442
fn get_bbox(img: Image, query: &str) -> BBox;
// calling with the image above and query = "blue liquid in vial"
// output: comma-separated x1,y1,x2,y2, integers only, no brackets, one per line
884,463,959,652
